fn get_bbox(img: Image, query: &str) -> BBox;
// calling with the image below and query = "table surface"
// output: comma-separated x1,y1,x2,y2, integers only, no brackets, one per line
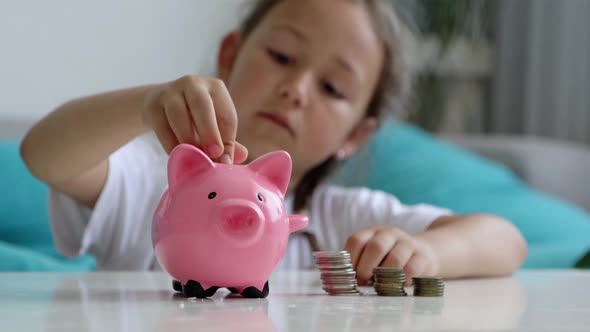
0,270,589,332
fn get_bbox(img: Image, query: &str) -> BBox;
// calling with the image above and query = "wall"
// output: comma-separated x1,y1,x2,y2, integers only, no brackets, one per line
0,1,244,136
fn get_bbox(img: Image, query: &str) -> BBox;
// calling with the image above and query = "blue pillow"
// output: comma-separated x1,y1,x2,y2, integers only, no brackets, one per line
0,139,95,271
331,121,590,268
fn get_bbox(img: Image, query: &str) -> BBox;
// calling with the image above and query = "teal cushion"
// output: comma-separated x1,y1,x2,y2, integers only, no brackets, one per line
331,121,590,268
0,139,95,271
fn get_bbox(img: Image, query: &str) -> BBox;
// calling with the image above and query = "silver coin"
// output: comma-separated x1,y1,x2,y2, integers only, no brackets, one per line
316,261,352,267
314,250,364,296
313,251,351,258
321,277,357,284
326,289,362,295
330,292,363,296
315,255,351,260
321,270,356,277
315,254,351,260
325,288,361,294
323,280,358,286
324,283,358,289
320,270,353,274
318,263,354,270
316,260,351,264
321,271,356,276
315,254,350,259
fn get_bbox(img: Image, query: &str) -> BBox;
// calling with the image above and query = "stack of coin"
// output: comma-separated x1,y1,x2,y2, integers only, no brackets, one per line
412,277,444,297
372,267,407,296
313,251,361,295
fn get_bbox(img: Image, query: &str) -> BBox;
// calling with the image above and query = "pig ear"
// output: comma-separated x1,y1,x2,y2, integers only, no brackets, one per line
168,144,215,189
248,151,292,195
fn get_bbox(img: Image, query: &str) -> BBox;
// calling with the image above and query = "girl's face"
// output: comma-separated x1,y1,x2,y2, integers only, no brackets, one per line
218,0,384,187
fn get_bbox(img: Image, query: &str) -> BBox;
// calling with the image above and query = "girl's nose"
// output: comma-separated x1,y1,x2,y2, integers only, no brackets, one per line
278,71,310,108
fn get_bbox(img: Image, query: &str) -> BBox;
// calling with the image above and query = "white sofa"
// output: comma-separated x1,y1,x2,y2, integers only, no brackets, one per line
443,134,590,212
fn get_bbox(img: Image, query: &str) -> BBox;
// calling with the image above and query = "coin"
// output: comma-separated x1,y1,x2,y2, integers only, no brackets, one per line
413,276,444,297
314,250,361,296
372,267,407,297
313,251,351,256
318,263,354,270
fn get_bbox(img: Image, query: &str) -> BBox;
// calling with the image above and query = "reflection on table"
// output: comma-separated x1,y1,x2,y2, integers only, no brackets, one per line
0,270,588,331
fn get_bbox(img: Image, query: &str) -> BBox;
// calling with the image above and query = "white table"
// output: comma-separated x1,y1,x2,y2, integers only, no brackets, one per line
0,270,589,331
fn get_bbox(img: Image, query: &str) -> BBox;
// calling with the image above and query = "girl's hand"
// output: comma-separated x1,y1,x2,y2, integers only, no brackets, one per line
142,75,248,163
344,227,440,285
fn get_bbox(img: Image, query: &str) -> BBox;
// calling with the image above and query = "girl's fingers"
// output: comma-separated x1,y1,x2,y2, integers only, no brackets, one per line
208,79,238,163
164,96,195,145
404,253,429,286
344,228,376,271
152,76,241,163
190,122,202,148
150,105,179,154
184,82,224,159
382,239,414,269
234,142,249,164
355,230,397,284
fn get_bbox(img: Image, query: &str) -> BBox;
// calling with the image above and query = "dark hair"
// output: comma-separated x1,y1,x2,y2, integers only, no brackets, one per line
238,0,409,211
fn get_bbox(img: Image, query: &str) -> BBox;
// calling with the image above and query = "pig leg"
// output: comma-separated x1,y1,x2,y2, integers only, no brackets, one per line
227,287,240,294
172,280,182,292
181,280,219,298
241,281,270,298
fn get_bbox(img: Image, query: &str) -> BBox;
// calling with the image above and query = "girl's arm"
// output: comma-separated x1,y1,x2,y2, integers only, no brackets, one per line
346,213,527,284
20,85,154,207
416,214,528,278
21,76,247,208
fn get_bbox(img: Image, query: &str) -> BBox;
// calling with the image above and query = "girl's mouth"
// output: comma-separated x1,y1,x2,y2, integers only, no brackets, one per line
256,112,295,138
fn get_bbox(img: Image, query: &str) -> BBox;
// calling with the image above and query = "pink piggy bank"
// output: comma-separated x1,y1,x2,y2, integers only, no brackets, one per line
152,144,308,298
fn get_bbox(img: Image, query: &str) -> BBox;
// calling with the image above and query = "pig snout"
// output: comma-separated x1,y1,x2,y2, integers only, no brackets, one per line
214,199,265,246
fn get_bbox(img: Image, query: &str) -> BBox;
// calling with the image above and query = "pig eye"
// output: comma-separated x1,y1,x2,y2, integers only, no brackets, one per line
208,192,217,199
257,193,264,202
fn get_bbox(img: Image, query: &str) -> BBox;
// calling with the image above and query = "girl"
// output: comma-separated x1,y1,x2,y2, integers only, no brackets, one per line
20,0,527,285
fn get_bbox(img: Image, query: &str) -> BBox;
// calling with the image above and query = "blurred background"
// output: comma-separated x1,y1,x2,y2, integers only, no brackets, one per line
399,0,590,145
1,0,589,144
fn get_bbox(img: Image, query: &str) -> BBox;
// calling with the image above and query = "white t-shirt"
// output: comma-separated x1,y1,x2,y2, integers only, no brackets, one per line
49,133,452,271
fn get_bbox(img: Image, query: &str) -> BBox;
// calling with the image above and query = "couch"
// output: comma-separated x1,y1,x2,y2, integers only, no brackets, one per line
443,134,590,212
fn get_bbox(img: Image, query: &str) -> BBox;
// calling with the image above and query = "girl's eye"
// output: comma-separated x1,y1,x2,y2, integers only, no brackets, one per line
267,49,292,65
257,193,264,202
322,81,345,99
208,192,217,199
